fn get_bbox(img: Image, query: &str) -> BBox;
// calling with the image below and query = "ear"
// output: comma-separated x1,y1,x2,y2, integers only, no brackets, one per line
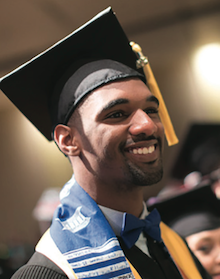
54,124,81,156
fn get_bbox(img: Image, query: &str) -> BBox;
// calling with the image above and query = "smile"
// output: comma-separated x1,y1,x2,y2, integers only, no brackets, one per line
128,145,155,155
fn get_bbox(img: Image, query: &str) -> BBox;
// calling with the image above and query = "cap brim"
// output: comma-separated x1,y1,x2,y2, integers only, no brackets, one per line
148,184,220,232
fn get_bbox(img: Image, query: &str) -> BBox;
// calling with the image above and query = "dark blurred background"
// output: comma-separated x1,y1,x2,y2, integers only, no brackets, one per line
1,0,220,277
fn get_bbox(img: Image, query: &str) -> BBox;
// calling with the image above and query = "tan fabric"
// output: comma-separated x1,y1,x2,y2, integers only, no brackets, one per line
160,222,202,279
127,259,142,279
36,230,77,279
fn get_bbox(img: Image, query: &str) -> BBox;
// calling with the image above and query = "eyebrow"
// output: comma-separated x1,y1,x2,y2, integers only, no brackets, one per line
148,95,159,106
100,95,159,113
101,98,129,112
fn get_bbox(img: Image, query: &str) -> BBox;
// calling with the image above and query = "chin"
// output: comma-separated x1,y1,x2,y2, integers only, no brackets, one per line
131,168,163,186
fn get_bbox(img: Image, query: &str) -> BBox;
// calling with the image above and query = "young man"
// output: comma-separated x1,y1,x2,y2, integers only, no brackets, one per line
0,7,211,279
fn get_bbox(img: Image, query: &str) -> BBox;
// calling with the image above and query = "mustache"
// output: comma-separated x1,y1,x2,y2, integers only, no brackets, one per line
121,134,163,150
131,134,157,142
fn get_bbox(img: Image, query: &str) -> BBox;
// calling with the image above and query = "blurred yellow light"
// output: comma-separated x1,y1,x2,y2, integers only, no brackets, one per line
194,43,220,88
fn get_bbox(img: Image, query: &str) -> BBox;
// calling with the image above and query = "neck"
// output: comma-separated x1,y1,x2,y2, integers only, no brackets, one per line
74,172,144,218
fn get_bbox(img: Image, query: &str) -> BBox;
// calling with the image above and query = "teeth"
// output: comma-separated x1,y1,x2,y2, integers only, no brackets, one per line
129,145,155,154
149,146,155,153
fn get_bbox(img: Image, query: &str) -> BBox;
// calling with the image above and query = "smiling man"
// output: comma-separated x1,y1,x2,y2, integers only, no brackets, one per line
0,7,211,279
55,75,164,218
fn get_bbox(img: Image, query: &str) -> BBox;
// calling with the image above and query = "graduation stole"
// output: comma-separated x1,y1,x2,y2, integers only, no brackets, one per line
37,176,135,279
36,176,202,279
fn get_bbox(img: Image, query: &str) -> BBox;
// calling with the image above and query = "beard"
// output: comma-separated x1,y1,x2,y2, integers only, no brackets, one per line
124,157,163,187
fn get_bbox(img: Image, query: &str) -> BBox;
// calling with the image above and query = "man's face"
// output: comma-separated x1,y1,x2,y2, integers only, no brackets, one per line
73,78,164,189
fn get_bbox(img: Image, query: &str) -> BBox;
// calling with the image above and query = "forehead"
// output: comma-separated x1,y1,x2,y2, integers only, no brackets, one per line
188,227,220,243
79,78,154,110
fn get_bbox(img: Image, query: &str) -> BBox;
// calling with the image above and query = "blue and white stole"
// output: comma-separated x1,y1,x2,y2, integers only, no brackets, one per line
36,175,135,279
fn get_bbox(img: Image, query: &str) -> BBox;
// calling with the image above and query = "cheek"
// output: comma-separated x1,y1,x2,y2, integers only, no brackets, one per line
97,128,126,163
194,252,213,273
97,128,119,151
157,122,165,148
84,125,117,153
187,237,213,273
157,121,164,135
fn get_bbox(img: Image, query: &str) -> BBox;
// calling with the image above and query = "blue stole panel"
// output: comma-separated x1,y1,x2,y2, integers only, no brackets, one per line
49,175,135,279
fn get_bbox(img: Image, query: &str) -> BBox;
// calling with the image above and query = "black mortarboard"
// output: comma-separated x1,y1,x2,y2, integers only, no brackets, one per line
171,123,220,180
0,7,145,140
147,184,220,237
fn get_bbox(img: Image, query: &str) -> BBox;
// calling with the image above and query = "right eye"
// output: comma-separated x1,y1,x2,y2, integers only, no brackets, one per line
107,112,124,118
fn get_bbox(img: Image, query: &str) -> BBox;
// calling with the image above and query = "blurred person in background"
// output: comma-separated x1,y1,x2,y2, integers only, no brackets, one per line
33,188,61,236
148,183,220,279
148,123,220,279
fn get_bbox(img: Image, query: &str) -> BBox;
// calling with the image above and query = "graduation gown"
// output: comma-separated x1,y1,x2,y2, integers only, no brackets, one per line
11,236,210,279
11,176,211,279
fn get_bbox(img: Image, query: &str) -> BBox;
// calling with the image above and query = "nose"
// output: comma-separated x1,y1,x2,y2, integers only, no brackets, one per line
214,246,220,264
128,109,158,136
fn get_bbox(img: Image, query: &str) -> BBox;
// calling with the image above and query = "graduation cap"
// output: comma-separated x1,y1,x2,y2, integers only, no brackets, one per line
147,184,220,238
0,7,178,144
171,123,220,180
0,7,143,140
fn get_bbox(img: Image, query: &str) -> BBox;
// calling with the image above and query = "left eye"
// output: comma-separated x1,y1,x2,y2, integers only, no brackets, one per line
197,245,212,255
144,108,159,114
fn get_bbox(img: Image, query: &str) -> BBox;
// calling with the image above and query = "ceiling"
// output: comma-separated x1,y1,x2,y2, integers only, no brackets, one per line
1,0,220,75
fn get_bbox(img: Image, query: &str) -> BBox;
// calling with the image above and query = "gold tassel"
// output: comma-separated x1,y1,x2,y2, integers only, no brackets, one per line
130,41,178,146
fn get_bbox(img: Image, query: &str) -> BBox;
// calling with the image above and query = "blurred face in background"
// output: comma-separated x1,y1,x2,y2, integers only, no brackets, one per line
186,227,220,279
